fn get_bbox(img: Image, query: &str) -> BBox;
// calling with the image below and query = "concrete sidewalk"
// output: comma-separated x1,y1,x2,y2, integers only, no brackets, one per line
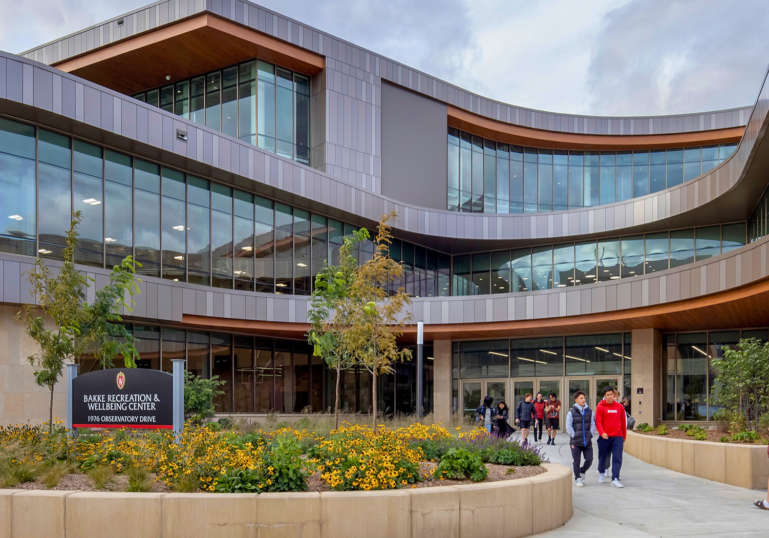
522,434,768,537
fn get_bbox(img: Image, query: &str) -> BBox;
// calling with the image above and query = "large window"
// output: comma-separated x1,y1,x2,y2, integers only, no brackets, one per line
0,118,36,256
133,58,310,165
449,128,741,213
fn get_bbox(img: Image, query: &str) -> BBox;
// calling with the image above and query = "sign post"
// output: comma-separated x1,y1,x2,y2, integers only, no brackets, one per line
172,359,185,437
66,363,79,433
417,321,424,419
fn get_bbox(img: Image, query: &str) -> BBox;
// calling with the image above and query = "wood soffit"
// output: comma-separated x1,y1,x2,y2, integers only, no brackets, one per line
177,276,769,342
448,106,745,151
53,14,325,95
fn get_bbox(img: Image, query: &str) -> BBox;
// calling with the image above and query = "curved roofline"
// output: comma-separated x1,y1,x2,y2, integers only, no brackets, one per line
18,1,752,135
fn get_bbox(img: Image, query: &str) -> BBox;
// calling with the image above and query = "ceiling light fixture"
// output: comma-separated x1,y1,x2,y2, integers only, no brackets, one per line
692,345,708,356
38,248,52,254
517,357,547,365
105,237,116,243
610,276,620,280
565,355,591,363
82,198,101,205
242,246,253,251
540,349,557,355
174,255,184,260
488,351,508,357
595,346,609,352
173,225,185,231
297,262,307,267
8,215,22,220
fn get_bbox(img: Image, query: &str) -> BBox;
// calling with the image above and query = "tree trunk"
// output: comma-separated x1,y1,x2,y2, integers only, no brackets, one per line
372,368,378,432
49,384,55,435
335,366,341,430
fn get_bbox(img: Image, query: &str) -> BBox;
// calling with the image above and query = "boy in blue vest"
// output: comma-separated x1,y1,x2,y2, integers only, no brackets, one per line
565,390,596,487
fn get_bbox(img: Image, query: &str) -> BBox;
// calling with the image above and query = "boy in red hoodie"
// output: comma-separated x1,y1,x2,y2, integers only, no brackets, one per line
595,386,627,488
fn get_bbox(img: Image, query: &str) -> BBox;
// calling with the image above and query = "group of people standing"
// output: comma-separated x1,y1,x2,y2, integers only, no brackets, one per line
475,391,562,445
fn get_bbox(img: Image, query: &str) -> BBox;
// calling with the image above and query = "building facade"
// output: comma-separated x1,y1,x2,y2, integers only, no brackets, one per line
2,0,769,428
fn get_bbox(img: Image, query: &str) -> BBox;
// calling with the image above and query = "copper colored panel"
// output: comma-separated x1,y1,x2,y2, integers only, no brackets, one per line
54,14,324,95
448,106,744,151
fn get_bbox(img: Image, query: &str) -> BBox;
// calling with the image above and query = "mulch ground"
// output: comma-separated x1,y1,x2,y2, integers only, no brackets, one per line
11,473,170,492
635,428,769,444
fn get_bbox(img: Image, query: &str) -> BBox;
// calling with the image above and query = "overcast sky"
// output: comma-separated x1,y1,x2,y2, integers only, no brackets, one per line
2,0,768,116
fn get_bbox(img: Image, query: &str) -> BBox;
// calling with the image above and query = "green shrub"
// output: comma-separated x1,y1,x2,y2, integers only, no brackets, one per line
434,448,488,482
184,372,226,423
263,434,310,492
693,430,707,441
0,460,39,488
758,413,769,432
685,425,704,437
215,469,262,493
294,417,314,431
679,424,694,432
275,421,290,430
126,465,154,492
206,422,222,432
720,436,730,443
217,417,235,430
171,474,198,493
636,423,654,432
489,447,541,466
731,431,760,443
656,424,668,436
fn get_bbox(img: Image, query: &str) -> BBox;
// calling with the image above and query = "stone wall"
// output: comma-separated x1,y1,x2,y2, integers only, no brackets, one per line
0,463,572,538
0,306,67,427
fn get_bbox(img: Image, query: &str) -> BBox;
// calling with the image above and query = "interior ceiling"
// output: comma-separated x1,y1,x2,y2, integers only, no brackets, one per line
167,276,769,343
54,14,324,95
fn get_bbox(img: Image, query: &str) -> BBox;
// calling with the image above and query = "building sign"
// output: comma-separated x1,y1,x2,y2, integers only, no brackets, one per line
72,368,173,429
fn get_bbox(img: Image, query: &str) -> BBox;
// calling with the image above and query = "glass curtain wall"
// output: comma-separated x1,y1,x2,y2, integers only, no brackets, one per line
0,118,36,256
133,59,310,165
448,128,739,213
452,223,746,296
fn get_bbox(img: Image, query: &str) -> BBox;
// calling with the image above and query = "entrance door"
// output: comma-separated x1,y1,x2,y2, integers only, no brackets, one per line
537,378,563,431
461,379,507,420
512,379,535,410
596,377,621,403
567,377,622,409
567,378,591,408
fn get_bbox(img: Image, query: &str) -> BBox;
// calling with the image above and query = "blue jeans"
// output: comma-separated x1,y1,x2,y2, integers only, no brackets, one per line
485,423,492,433
597,436,624,480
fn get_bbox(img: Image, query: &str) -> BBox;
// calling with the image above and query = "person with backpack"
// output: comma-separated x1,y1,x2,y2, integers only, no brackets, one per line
476,395,497,433
595,386,628,488
532,392,547,444
566,390,596,487
495,400,515,438
515,393,536,445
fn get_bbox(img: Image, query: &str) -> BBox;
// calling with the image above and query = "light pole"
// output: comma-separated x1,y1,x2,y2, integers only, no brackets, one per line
417,321,424,419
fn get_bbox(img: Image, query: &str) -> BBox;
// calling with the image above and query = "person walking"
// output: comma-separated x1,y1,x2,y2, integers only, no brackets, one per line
595,386,627,488
532,392,547,444
495,400,515,439
515,393,536,445
566,390,596,487
476,395,497,434
545,392,561,445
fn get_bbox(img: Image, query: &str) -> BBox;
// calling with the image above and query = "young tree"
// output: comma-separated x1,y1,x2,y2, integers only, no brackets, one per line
307,230,366,429
339,211,413,431
16,212,142,433
710,337,769,432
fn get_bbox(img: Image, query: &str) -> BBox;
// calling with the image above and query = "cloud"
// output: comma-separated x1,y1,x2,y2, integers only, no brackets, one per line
585,0,769,115
1,0,767,116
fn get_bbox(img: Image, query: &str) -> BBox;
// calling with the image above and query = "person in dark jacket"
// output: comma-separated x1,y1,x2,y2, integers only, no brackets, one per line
476,395,497,433
565,390,597,487
495,400,515,438
515,394,536,445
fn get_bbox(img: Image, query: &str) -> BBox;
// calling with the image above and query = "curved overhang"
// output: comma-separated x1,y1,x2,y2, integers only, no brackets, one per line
1,49,768,255
448,106,744,151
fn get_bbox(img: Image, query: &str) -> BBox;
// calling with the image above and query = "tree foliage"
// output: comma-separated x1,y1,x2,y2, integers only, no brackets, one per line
709,337,769,432
184,371,226,423
337,211,413,431
307,229,365,429
16,212,142,433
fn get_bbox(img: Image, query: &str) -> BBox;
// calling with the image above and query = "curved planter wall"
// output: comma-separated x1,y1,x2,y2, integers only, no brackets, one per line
625,431,769,490
0,463,571,538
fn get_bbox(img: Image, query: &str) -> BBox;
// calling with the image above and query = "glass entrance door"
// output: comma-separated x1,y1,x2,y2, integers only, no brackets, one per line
537,378,563,431
596,377,621,404
461,379,507,420
568,378,591,407
512,379,535,410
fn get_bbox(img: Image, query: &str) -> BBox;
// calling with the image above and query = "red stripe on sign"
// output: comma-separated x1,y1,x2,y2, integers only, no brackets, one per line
72,424,173,429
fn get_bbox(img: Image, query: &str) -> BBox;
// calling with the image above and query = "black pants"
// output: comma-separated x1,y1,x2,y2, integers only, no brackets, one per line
533,419,544,441
570,444,593,479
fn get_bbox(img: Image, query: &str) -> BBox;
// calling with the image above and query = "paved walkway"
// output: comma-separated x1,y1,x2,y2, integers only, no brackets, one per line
518,434,768,537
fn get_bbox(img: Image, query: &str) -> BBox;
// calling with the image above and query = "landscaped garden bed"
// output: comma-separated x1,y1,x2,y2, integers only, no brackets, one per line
634,422,769,444
0,420,547,494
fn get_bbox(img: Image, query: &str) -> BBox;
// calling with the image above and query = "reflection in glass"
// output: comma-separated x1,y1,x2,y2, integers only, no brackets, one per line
620,236,644,278
531,246,552,290
459,340,508,378
511,337,562,377
645,232,669,273
491,250,510,294
670,229,694,268
553,244,574,287
565,333,622,376
597,239,620,281
104,151,132,268
695,226,720,261
575,242,597,285
510,248,531,292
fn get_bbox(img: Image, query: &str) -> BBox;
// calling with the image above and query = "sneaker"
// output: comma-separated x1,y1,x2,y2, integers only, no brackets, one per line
580,473,586,481
611,478,624,488
575,478,585,487
598,472,605,484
